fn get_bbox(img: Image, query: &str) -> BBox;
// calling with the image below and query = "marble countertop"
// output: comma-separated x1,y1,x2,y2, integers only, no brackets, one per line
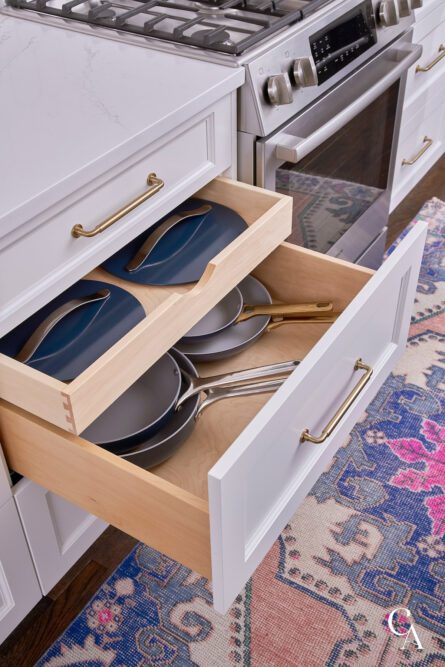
0,14,244,238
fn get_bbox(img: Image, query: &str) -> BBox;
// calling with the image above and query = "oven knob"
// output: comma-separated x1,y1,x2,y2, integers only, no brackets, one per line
267,73,293,106
293,57,318,88
378,0,400,26
411,0,422,7
398,0,412,17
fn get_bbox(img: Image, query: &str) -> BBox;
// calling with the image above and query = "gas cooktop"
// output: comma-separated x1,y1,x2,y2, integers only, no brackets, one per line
6,0,333,54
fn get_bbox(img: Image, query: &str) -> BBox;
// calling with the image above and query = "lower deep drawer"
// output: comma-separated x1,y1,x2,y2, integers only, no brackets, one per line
0,222,427,613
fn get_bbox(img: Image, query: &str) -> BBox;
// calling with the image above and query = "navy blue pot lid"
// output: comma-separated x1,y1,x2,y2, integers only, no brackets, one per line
0,280,145,381
101,198,248,285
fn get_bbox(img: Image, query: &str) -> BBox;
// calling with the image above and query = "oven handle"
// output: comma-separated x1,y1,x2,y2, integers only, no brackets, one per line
275,43,423,164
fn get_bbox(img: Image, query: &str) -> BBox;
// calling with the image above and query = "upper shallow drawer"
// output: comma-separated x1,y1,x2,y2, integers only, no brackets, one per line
0,178,291,434
0,95,237,335
405,6,445,112
0,223,427,613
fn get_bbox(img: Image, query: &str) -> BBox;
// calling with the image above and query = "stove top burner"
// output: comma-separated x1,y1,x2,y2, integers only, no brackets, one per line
7,0,334,54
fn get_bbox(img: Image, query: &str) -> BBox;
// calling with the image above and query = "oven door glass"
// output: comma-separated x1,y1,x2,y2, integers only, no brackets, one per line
275,82,399,256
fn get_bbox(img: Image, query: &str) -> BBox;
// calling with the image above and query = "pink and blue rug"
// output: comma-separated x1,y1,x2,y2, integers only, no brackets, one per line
36,199,445,667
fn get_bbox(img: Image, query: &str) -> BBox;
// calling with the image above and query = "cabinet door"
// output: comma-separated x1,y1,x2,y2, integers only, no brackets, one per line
14,480,107,594
0,498,41,644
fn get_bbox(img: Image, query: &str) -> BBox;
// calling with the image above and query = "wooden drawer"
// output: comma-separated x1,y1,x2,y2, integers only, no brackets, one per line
391,103,445,210
0,178,291,434
0,95,237,336
0,223,427,613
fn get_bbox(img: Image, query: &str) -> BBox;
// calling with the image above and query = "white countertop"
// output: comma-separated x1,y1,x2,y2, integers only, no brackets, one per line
0,14,244,238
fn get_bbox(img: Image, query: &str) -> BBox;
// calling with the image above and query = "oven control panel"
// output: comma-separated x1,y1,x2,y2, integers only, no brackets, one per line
310,0,377,85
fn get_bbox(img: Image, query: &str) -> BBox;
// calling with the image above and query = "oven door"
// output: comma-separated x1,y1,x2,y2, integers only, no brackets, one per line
256,35,422,267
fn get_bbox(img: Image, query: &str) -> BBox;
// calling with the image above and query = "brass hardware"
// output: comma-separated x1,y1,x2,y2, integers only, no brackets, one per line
416,44,445,73
402,136,433,166
236,302,333,324
301,358,373,444
267,314,339,331
71,173,164,238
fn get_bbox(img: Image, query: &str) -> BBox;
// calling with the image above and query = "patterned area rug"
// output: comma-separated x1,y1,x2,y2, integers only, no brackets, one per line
36,199,445,667
276,170,382,254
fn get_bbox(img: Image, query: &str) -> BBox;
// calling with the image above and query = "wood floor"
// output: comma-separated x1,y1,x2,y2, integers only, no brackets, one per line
1,155,445,666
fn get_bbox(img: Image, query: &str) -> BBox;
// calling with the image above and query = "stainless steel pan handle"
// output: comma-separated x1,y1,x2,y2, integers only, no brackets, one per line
197,378,285,417
275,43,423,164
178,359,299,408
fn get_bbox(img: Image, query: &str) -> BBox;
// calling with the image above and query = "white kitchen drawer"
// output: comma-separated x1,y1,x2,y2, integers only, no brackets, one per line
392,103,445,210
0,178,291,434
405,5,445,113
0,498,41,644
14,479,106,595
0,95,236,337
0,222,426,613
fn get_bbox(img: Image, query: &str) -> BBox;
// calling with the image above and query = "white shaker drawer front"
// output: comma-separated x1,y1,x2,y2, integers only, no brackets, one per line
392,104,445,210
14,479,106,594
0,95,235,336
0,224,427,614
0,498,41,644
208,222,426,611
405,11,445,112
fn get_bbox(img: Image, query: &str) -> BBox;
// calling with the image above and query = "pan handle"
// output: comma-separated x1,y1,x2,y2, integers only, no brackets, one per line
177,360,299,408
125,204,212,272
267,314,339,331
196,378,285,417
15,289,111,364
236,302,333,323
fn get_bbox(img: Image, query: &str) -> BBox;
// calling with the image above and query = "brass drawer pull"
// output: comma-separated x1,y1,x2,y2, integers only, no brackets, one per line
402,136,433,166
301,358,373,444
416,44,445,73
71,173,164,238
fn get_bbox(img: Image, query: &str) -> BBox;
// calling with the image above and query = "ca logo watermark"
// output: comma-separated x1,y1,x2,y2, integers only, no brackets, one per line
387,608,423,651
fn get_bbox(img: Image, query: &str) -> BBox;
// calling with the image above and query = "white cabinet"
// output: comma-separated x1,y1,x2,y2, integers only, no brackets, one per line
391,1,445,210
14,479,107,595
0,498,41,644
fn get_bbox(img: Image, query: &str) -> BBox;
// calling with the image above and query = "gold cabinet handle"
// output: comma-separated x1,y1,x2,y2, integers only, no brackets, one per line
301,358,373,444
402,136,433,166
71,172,164,238
416,44,445,73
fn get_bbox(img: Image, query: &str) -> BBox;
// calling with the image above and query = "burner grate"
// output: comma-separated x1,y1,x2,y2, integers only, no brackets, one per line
7,0,333,53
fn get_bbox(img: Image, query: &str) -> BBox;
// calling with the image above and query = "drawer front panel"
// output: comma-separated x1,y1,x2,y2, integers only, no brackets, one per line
392,104,445,210
208,223,427,612
406,13,445,111
0,96,233,336
14,479,106,594
0,498,41,644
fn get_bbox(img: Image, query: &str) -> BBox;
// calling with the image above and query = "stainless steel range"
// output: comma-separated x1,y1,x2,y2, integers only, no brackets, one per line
3,0,423,267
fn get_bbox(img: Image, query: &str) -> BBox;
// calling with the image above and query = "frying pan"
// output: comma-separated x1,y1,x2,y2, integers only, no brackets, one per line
177,275,337,361
88,350,297,451
115,349,289,469
182,284,333,342
81,352,182,448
